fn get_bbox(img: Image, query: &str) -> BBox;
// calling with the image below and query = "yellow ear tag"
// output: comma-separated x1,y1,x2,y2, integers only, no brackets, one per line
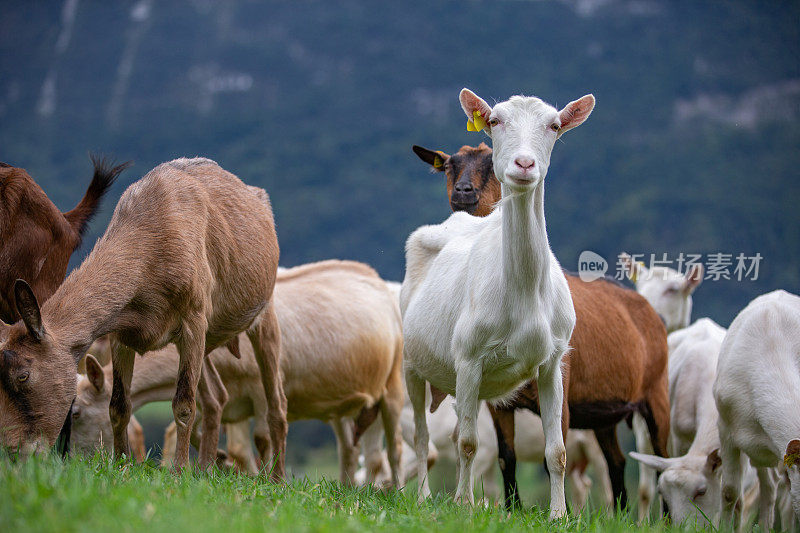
473,110,486,131
433,156,443,169
467,110,486,132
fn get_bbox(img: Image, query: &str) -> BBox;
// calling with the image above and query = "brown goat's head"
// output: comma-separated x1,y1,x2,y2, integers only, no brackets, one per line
413,143,501,217
0,280,76,453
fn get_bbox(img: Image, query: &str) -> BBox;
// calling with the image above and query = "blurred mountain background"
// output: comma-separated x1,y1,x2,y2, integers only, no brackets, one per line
1,0,798,492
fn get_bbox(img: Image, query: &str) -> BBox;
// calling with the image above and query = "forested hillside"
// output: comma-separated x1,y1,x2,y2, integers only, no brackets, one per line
1,0,798,325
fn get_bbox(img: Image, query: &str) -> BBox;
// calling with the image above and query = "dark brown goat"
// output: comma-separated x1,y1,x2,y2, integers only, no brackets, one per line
0,158,286,479
413,143,500,217
414,144,670,510
0,158,126,325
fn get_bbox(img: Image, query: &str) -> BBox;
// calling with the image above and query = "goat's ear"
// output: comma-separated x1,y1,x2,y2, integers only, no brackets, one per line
784,439,800,469
629,451,674,472
226,336,242,359
619,253,647,284
683,264,704,295
14,279,45,341
412,145,450,172
558,94,595,134
84,354,105,393
460,88,493,121
705,449,722,474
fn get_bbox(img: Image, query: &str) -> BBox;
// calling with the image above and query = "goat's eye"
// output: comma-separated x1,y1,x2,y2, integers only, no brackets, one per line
665,286,679,294
488,118,500,127
17,372,29,383
72,409,80,419
694,486,707,499
550,123,560,132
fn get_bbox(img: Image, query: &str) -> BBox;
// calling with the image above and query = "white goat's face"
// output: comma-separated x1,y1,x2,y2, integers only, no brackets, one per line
619,254,703,333
630,450,721,526
70,363,113,456
657,461,720,526
459,89,594,191
637,267,701,333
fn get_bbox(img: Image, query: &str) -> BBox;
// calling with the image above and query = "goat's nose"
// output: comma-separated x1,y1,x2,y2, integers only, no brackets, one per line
514,157,535,170
454,182,474,193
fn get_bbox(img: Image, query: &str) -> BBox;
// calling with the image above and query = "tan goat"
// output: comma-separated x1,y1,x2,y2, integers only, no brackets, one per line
73,260,405,485
0,158,285,478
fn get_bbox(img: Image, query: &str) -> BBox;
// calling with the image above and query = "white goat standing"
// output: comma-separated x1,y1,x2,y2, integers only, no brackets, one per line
714,290,800,530
401,88,594,517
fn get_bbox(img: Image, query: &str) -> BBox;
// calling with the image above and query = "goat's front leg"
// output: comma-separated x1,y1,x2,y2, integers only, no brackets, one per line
109,337,135,459
196,354,229,468
172,314,207,469
453,360,482,505
405,368,430,502
246,305,287,481
632,412,656,522
537,356,568,519
719,435,744,531
756,467,777,529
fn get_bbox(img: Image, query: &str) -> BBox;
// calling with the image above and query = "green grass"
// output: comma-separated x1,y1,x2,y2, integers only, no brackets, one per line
0,454,716,533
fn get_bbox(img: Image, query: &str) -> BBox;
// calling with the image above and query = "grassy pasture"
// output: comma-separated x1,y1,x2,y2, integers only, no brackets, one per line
0,453,719,533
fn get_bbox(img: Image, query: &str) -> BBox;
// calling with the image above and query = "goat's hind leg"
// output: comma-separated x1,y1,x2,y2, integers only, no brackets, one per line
487,404,521,510
196,355,229,469
172,313,207,469
537,356,568,519
109,337,135,459
405,368,430,501
246,305,287,481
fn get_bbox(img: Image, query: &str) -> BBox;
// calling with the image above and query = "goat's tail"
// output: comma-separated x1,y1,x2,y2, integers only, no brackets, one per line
64,155,131,240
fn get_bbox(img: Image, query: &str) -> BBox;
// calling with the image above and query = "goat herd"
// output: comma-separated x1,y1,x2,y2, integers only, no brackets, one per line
0,88,798,530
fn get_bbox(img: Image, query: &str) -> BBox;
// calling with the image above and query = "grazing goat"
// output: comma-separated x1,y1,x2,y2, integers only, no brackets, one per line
0,158,286,479
619,253,703,519
628,318,742,525
72,260,404,485
413,143,670,512
401,88,597,517
714,290,800,530
0,158,126,325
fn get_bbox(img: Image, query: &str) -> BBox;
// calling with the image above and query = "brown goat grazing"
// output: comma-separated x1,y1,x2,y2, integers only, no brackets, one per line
0,157,127,325
74,260,404,486
415,144,670,510
412,144,500,217
0,158,286,479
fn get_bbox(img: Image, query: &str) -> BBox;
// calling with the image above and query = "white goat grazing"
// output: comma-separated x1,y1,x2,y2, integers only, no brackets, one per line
620,253,704,520
714,290,800,530
629,318,746,525
401,88,594,516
